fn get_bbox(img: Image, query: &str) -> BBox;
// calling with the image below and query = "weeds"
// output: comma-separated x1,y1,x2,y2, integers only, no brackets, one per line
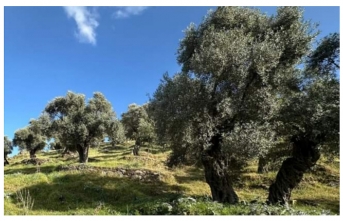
15,189,34,215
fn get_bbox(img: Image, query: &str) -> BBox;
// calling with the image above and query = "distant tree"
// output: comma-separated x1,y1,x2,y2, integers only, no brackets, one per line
150,6,316,204
121,103,156,155
13,124,47,159
48,140,64,151
106,120,126,147
44,91,117,163
267,33,339,205
121,104,145,140
4,136,13,165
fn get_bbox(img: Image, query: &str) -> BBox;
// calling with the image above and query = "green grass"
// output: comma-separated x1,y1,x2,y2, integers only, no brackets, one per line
4,143,340,215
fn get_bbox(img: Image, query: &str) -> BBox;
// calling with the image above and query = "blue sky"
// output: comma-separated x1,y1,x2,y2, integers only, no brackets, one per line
4,6,340,156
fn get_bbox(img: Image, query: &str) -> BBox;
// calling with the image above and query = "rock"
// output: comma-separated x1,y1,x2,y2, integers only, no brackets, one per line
178,197,196,203
133,175,142,180
135,170,144,175
161,203,173,212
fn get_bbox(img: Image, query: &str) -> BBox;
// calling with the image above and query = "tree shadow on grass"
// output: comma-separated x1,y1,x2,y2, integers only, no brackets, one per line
89,155,123,160
40,150,62,157
98,145,129,153
12,171,189,214
296,198,340,214
174,167,205,184
5,165,58,175
138,145,170,155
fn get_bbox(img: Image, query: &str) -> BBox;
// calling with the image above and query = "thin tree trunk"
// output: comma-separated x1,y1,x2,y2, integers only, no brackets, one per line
267,138,320,205
257,156,268,173
133,139,141,156
133,145,140,155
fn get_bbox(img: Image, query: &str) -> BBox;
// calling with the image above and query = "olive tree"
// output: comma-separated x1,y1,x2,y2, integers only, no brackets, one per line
44,91,117,163
4,136,13,165
267,33,339,204
150,6,316,204
121,104,142,140
13,123,47,159
106,120,126,147
48,139,64,151
121,103,156,155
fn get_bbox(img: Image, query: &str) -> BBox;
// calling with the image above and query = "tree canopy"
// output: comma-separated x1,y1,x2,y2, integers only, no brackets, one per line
150,6,317,204
13,120,47,159
44,91,117,163
4,136,13,165
267,33,339,204
106,120,126,147
121,103,155,144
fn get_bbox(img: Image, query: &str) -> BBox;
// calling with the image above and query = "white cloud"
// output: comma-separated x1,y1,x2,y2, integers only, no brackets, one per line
64,6,99,45
114,6,148,19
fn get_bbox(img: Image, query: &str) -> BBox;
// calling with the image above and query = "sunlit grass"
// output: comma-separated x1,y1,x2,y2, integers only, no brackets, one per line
4,143,340,215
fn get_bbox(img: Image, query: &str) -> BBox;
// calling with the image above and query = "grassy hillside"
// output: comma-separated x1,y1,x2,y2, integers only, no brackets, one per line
4,142,340,215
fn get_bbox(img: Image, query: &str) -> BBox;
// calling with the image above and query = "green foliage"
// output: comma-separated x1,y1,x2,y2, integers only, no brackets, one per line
121,103,156,144
129,197,334,215
44,91,117,162
151,6,317,172
13,123,47,157
275,33,339,155
4,136,13,156
305,33,340,77
48,141,63,150
106,120,126,146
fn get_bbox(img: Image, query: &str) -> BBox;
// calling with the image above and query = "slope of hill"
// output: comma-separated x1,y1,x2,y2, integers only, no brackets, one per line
4,142,340,215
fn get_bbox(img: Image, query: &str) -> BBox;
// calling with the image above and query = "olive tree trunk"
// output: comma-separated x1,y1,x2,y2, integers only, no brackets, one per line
267,138,320,204
4,157,9,165
29,149,37,159
76,144,89,163
133,139,141,156
201,135,239,204
257,156,268,173
202,155,239,203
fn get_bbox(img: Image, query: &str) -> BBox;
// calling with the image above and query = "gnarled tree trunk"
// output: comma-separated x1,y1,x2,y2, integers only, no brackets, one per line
202,155,239,204
267,138,320,205
29,149,37,159
76,144,89,163
201,135,239,204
